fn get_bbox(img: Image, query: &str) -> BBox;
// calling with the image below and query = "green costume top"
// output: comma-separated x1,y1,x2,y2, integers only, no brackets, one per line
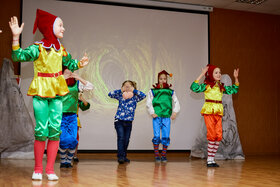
152,88,174,117
12,43,81,98
62,81,90,113
190,81,239,116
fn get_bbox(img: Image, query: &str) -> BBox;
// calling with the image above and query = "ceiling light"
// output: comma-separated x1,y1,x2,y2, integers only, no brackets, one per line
235,0,267,5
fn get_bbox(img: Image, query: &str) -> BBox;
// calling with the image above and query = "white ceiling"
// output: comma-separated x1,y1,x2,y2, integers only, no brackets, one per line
159,0,280,15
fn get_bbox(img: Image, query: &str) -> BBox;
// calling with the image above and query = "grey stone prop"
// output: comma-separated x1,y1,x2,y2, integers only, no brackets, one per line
0,58,34,159
190,74,245,160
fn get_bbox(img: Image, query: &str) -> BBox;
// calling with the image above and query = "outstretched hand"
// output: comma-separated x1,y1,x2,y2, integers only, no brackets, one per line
233,68,239,78
79,53,89,67
195,65,209,82
9,16,24,37
201,66,209,75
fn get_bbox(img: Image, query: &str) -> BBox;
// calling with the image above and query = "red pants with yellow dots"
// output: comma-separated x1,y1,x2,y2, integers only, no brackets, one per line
203,114,222,142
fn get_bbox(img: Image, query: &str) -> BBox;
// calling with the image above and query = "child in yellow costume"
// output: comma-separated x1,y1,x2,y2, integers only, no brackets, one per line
9,9,89,180
190,65,239,167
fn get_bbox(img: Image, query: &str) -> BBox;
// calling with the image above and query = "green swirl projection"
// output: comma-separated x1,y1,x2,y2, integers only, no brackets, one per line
79,41,174,113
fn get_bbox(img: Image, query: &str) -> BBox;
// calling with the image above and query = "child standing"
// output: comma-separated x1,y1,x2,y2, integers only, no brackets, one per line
108,80,146,164
59,70,93,168
9,9,89,180
190,65,239,167
73,94,91,163
146,70,180,162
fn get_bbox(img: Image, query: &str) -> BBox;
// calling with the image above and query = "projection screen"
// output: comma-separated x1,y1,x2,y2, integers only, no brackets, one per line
21,0,208,150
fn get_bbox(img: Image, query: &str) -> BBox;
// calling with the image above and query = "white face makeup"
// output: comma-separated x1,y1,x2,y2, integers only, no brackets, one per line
159,74,167,85
213,67,221,81
53,17,65,38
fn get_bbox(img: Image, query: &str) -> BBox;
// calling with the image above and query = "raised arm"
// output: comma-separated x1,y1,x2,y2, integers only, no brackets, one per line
195,66,209,82
9,16,40,62
9,16,24,47
133,89,146,102
108,89,122,100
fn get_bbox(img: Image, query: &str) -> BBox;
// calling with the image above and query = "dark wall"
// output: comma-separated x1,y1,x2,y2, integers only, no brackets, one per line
0,0,21,74
210,8,280,155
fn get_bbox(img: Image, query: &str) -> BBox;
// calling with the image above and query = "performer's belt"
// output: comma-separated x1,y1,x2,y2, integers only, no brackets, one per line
205,99,222,104
38,71,62,78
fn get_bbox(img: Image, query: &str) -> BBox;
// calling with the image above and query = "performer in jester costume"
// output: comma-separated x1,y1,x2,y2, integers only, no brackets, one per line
190,64,239,167
146,70,180,162
9,9,89,180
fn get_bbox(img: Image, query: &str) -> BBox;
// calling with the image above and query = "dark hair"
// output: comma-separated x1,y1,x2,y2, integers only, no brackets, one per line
122,80,137,90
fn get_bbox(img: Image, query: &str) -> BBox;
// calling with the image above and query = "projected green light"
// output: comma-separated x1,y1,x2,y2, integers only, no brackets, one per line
79,42,172,112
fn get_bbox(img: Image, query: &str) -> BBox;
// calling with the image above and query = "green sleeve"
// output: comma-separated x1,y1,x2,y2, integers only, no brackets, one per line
12,44,40,62
224,84,239,95
62,52,80,72
78,100,90,111
190,81,207,93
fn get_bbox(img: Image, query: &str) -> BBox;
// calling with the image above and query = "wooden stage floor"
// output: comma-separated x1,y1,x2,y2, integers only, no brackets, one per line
0,153,279,187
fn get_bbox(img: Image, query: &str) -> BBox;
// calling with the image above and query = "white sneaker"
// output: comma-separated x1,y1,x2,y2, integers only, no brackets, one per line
32,172,42,180
46,173,59,181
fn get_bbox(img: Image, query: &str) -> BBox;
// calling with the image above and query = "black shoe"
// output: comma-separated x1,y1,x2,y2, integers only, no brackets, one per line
124,158,130,163
118,159,125,164
161,156,167,162
212,162,219,167
207,162,215,167
66,163,73,168
155,157,161,162
73,157,79,162
60,163,67,168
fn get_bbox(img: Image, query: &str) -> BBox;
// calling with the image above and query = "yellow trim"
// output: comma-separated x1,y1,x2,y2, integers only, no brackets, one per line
235,82,240,86
194,80,199,83
78,61,82,68
12,44,20,51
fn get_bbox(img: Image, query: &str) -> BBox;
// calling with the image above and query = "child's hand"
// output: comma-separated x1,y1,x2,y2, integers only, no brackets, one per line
233,68,239,78
9,16,24,38
171,113,177,120
79,93,85,101
63,69,72,79
201,66,209,75
79,53,89,67
151,114,158,118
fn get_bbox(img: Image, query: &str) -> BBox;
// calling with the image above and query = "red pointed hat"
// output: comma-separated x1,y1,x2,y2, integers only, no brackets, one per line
33,9,61,51
204,64,225,91
153,70,172,89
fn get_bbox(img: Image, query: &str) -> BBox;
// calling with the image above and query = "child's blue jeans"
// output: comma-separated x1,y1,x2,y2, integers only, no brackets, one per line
114,119,132,160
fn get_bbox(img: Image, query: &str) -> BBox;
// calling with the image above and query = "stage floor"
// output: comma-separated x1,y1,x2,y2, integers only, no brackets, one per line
0,153,279,187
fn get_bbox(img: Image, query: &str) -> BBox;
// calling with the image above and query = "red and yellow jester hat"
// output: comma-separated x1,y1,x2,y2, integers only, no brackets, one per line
204,64,225,91
153,70,173,89
33,9,61,51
